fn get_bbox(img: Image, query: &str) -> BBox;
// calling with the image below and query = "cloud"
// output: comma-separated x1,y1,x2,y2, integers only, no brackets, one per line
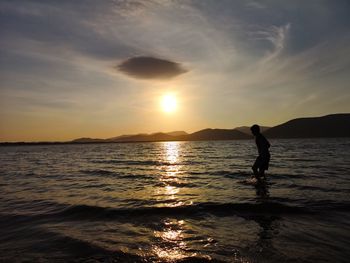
117,56,187,80
246,1,266,9
251,23,291,61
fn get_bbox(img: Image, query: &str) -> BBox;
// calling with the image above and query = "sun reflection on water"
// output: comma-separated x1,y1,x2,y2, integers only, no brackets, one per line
152,142,194,260
155,142,183,203
164,141,180,164
152,219,193,261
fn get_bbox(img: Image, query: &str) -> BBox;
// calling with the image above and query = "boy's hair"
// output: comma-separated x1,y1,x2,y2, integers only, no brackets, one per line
250,124,260,133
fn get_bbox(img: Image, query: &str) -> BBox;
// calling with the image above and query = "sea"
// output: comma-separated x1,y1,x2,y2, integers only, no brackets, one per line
0,138,349,263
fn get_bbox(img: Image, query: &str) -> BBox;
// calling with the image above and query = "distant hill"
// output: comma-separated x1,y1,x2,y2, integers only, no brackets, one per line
107,133,147,141
69,129,250,143
3,113,349,146
106,131,187,141
264,114,350,138
106,131,187,142
166,131,188,136
110,132,175,142
71,114,350,143
107,129,249,142
180,128,251,141
235,126,270,135
71,137,105,143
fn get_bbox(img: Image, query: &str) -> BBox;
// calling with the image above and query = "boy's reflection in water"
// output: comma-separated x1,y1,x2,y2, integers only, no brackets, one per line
255,179,269,199
252,179,281,259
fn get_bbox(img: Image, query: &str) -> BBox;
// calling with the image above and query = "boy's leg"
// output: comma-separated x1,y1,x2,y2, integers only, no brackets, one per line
259,168,266,179
258,156,269,179
252,166,258,176
252,157,260,178
252,166,260,180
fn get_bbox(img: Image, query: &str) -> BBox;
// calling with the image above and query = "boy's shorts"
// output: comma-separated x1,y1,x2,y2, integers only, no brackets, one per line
253,155,270,171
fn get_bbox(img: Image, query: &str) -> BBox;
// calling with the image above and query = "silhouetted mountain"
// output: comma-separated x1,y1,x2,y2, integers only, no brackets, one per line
107,131,187,141
110,132,175,142
235,126,270,135
166,131,188,136
3,113,349,146
107,133,147,141
71,137,105,143
264,114,350,138
180,128,251,141
81,129,249,143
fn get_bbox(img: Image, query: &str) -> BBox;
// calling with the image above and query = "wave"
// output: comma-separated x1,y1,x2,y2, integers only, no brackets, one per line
302,199,350,212
0,225,220,263
90,159,203,166
154,181,200,188
0,222,149,263
209,170,251,179
91,159,163,165
80,169,332,183
260,173,319,179
80,169,155,180
38,198,349,223
45,201,311,222
3,198,349,223
284,183,350,193
284,158,319,162
82,169,118,176
260,177,350,193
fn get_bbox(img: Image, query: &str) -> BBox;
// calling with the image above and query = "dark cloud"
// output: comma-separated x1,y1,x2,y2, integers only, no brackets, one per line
117,56,187,80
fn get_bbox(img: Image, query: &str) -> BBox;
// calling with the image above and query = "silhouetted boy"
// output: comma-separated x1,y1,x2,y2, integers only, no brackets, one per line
250,124,270,180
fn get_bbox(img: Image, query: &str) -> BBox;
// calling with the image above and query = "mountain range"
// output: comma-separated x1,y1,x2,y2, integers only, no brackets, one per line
71,113,350,143
264,113,350,138
1,114,349,145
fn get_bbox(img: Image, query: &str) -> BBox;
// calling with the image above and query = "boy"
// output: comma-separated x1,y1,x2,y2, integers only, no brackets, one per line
250,124,270,180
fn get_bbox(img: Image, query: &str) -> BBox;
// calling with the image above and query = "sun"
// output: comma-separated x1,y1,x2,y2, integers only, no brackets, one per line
161,94,177,113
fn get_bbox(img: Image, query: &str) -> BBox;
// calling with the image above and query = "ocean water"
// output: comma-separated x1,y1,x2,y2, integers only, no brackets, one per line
0,139,349,263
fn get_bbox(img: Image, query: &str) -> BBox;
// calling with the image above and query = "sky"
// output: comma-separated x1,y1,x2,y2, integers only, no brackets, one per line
1,0,350,142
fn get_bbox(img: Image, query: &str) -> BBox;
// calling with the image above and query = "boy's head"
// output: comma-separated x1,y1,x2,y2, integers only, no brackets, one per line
250,124,260,136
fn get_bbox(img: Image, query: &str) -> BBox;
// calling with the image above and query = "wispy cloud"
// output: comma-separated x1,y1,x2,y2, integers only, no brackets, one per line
246,1,266,9
257,23,291,60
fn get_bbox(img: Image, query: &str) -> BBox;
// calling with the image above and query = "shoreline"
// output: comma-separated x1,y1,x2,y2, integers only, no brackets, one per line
1,136,350,147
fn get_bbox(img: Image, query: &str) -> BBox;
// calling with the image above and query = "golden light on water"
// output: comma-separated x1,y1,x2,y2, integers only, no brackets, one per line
153,219,191,261
164,141,180,164
161,94,177,113
152,142,191,260
156,142,183,203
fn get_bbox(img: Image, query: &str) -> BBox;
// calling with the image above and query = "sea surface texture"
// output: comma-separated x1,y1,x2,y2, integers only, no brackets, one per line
0,139,349,263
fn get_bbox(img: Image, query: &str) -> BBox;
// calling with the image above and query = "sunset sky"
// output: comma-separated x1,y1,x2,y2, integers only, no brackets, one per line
1,0,350,142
